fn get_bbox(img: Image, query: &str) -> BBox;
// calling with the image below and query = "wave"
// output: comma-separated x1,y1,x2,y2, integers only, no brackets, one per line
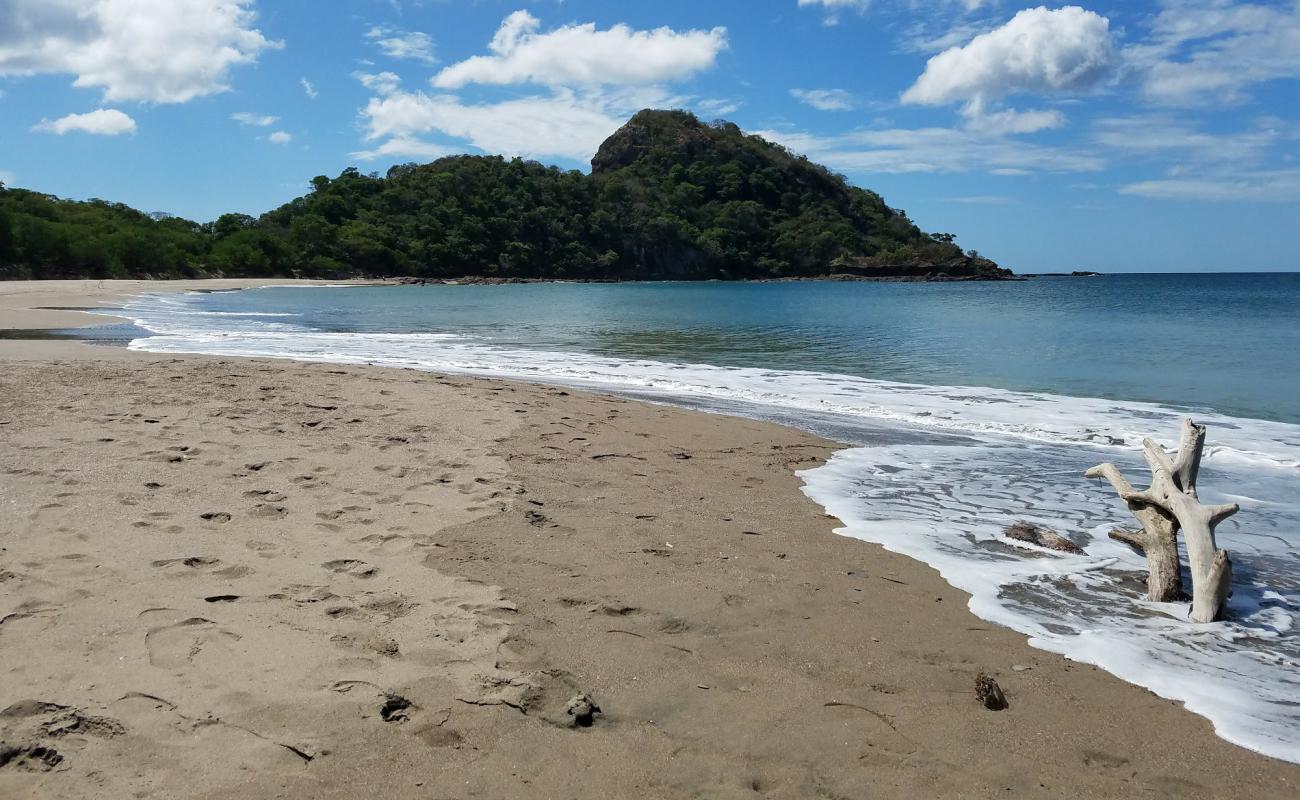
120,297,1300,473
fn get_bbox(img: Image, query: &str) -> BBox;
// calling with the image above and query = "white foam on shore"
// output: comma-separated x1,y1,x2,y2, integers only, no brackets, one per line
800,444,1300,764
121,290,1300,763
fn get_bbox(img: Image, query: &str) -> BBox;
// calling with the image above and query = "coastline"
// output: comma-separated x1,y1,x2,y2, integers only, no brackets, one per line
1,280,1297,798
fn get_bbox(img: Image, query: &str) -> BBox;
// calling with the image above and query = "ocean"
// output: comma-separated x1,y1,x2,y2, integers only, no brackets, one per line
117,274,1300,762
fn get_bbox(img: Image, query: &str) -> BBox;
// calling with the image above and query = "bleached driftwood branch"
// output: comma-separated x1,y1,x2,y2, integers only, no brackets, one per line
1086,418,1237,623
1086,462,1184,602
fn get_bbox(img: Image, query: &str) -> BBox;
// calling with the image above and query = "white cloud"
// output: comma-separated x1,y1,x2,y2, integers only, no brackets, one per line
790,88,855,111
231,111,277,127
1092,115,1283,165
902,20,997,55
365,26,435,63
797,0,871,11
301,77,318,99
902,6,1114,107
1132,0,1300,106
1120,169,1300,202
268,130,291,144
963,106,1066,134
800,0,990,26
0,0,279,103
797,0,870,25
350,136,456,162
353,70,401,96
32,108,136,135
797,0,870,7
696,97,740,117
431,10,727,88
356,87,629,162
1093,114,1300,202
756,125,1103,174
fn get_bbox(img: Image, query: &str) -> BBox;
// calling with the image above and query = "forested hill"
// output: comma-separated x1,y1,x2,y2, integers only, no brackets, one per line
0,109,1009,281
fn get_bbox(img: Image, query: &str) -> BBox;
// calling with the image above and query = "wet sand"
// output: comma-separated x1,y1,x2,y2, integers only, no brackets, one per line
1,281,1296,798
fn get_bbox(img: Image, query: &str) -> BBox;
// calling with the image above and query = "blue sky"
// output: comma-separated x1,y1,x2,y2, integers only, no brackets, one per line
2,1,1298,273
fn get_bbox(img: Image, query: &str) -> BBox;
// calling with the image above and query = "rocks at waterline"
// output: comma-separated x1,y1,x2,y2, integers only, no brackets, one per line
1004,521,1085,554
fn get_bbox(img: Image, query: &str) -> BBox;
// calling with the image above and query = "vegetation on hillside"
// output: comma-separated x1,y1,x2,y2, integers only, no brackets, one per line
0,110,1005,281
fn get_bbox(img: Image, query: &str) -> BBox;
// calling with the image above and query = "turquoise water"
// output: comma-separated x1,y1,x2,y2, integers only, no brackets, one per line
183,274,1300,423
120,274,1300,762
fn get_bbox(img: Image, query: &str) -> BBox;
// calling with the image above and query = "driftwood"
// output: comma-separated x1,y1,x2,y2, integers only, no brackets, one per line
1086,419,1237,623
1086,465,1185,603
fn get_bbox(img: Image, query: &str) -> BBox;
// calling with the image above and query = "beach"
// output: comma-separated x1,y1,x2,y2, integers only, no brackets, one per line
1,281,1298,799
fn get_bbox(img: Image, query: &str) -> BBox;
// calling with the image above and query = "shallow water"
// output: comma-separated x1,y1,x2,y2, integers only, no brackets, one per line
119,276,1300,762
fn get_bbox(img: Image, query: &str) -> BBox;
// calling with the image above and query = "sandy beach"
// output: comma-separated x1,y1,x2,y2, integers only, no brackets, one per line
1,281,1297,799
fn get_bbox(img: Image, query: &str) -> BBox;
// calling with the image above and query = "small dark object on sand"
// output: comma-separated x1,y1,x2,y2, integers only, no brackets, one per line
975,673,1008,711
380,694,413,723
565,694,601,727
1005,521,1084,555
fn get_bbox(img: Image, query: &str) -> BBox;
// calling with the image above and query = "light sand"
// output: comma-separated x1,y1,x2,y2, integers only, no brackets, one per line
0,281,1297,798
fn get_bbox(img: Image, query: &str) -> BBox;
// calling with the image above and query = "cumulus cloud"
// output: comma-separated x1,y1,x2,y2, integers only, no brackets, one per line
352,136,456,162
366,26,435,63
0,0,279,103
268,130,291,144
354,70,401,96
32,107,136,135
1132,0,1300,105
301,78,318,99
902,6,1114,107
431,10,727,88
231,111,277,127
356,88,629,162
790,88,855,111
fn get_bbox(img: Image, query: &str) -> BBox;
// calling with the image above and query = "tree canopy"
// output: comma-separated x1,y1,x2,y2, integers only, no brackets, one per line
0,110,1007,281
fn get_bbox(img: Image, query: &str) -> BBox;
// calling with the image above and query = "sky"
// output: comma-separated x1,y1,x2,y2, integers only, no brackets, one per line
1,1,1298,273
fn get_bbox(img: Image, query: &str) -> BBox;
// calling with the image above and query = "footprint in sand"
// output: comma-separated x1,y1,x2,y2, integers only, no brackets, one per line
0,744,63,772
322,559,378,579
245,540,282,558
356,533,417,554
199,512,231,523
1,699,126,741
144,617,242,669
268,585,337,604
0,601,61,627
248,503,288,519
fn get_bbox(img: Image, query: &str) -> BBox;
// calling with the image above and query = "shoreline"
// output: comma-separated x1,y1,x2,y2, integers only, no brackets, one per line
0,278,389,331
1,280,1297,797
